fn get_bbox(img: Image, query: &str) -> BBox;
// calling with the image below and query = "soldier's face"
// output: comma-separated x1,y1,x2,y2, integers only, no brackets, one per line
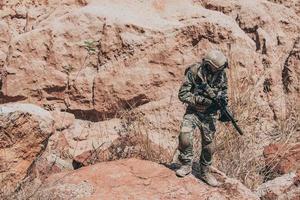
205,63,218,73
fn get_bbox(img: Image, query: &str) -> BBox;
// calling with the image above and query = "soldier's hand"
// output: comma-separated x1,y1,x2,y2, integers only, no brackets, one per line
195,95,212,106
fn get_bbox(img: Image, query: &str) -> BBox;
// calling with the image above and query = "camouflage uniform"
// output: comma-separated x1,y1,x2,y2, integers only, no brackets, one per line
177,62,228,167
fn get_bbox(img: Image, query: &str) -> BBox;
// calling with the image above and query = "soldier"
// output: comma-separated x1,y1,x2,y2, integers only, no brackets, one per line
175,49,229,187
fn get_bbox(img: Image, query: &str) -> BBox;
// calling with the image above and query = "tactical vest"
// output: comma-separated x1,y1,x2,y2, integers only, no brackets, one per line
185,62,227,114
186,62,227,92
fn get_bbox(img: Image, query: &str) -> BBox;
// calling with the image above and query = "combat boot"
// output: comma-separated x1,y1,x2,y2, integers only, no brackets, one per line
199,165,221,187
176,164,192,177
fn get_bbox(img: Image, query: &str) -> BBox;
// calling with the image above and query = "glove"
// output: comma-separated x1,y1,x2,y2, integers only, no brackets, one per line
194,95,212,106
202,97,213,105
202,84,217,99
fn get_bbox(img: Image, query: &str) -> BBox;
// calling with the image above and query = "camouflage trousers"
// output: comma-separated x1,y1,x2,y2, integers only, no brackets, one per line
178,110,216,166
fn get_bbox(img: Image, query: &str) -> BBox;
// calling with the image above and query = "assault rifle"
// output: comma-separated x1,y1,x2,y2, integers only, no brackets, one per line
196,84,244,136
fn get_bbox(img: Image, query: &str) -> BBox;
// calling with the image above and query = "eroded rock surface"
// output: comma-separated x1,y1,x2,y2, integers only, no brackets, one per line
0,103,54,197
33,97,183,176
263,143,300,177
2,0,299,120
26,158,259,200
256,142,300,200
256,171,300,200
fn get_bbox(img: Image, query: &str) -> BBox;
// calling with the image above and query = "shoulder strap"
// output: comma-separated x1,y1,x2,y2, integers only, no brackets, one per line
184,63,200,76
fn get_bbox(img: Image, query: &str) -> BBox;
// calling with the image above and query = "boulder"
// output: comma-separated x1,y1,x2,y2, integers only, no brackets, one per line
263,143,300,176
0,103,54,197
3,0,299,122
256,171,300,200
27,158,259,200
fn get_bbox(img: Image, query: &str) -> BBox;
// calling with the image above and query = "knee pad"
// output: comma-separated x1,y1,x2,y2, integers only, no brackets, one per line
179,132,191,149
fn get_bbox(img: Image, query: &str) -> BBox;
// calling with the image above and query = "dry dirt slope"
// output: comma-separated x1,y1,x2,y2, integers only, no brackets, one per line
0,0,299,199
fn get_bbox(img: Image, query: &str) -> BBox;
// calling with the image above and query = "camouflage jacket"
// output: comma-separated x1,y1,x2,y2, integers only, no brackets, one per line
178,62,228,113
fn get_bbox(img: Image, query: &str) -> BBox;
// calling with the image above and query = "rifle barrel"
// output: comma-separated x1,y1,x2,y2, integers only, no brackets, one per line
221,107,244,136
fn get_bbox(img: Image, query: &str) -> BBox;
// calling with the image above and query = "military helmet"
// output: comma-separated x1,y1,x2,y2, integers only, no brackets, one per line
203,50,227,71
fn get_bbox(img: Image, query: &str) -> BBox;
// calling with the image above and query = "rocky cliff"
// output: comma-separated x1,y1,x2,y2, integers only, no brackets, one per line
0,0,299,199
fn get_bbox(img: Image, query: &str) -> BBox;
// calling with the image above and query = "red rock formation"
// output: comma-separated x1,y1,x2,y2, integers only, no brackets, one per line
1,0,299,121
0,103,54,197
256,171,300,200
263,143,300,175
258,143,300,199
26,158,259,200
